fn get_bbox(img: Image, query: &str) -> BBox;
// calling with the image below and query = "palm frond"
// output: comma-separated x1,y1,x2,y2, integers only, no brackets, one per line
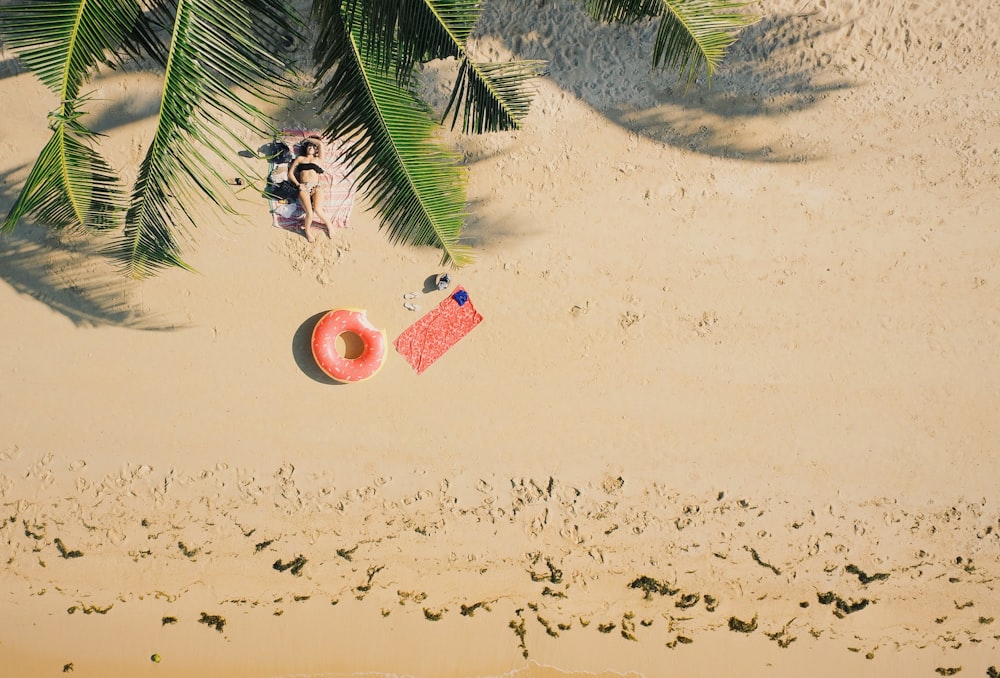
443,58,545,134
105,0,302,277
313,3,472,266
653,0,757,84
585,0,661,24
0,0,147,232
584,0,757,84
332,0,541,134
338,0,483,82
0,0,145,97
3,106,126,232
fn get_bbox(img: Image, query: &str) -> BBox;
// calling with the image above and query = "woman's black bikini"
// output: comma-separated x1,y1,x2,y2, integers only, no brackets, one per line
294,162,325,194
295,162,324,175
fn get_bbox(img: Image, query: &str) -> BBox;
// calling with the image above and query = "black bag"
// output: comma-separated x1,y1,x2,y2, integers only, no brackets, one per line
264,179,300,202
267,141,294,166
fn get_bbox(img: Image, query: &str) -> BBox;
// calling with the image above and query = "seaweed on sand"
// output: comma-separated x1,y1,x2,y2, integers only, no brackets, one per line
354,565,384,598
423,608,445,621
597,622,616,633
177,542,199,559
728,615,758,633
198,612,226,632
817,592,837,605
273,555,307,576
934,669,961,676
509,609,529,658
628,575,679,600
54,538,83,559
817,591,871,615
336,546,358,561
765,620,797,648
254,540,273,553
620,612,637,641
68,604,112,615
676,593,700,609
846,564,890,585
23,521,45,540
536,615,559,638
745,547,780,575
529,558,563,584
161,616,177,625
666,635,693,648
460,600,492,616
835,598,870,615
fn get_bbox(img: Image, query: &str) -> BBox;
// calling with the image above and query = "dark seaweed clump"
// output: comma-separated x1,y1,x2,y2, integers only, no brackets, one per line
934,669,961,676
676,593,700,609
254,540,273,553
67,604,112,615
530,559,563,584
198,612,226,632
54,538,83,559
461,601,491,616
509,610,529,658
746,547,781,575
846,564,890,585
728,615,758,633
817,591,871,615
161,616,178,625
628,576,679,599
273,555,307,576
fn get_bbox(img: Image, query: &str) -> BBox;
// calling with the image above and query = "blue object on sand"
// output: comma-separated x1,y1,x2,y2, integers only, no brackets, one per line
453,289,468,307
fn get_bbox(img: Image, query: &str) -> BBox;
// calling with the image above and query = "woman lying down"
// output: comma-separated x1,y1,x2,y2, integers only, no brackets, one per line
287,137,334,242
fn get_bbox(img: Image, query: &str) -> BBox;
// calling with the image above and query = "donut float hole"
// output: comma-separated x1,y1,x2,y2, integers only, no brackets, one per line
335,331,365,360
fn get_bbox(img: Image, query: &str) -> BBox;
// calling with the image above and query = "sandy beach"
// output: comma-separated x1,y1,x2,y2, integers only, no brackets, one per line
1,0,999,675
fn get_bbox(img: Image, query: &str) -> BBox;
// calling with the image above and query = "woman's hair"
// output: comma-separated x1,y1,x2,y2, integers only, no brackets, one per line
301,139,319,154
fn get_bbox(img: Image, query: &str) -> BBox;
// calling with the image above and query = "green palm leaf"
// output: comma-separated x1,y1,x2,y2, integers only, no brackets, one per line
0,0,144,232
4,106,125,232
443,58,545,134
0,0,143,97
339,0,482,81
313,2,471,266
106,0,301,277
586,0,757,84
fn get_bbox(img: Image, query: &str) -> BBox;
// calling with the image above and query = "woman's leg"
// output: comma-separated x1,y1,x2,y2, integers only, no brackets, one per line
312,187,335,237
299,186,316,242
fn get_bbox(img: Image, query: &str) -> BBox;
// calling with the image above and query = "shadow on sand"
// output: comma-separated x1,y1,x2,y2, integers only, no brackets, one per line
291,310,344,385
473,0,856,163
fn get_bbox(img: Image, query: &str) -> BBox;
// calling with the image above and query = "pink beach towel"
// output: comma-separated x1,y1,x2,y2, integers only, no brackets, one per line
394,287,483,375
268,129,356,234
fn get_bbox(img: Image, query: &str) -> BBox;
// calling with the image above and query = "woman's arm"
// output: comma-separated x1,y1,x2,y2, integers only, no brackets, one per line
308,135,325,160
287,158,301,185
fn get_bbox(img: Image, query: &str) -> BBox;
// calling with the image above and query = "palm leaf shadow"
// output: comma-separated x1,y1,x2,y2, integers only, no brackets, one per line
0,167,181,330
475,0,856,163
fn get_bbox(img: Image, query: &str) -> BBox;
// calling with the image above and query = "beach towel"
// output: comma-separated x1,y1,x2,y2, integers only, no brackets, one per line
266,129,356,234
394,286,483,375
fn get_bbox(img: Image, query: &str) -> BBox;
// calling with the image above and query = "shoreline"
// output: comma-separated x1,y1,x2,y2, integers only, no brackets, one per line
2,458,997,676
